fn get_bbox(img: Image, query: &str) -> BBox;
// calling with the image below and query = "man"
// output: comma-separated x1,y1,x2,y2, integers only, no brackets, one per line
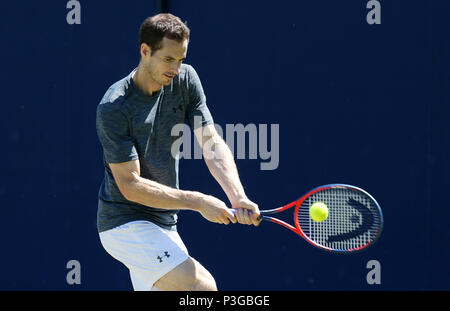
96,13,260,291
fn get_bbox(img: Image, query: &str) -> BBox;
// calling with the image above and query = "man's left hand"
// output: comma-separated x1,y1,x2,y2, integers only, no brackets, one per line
232,198,261,226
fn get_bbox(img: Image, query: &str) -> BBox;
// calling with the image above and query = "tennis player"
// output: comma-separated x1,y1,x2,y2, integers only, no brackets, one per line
96,13,260,291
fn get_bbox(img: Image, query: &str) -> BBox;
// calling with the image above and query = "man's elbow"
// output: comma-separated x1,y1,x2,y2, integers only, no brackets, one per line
117,177,139,202
203,140,229,166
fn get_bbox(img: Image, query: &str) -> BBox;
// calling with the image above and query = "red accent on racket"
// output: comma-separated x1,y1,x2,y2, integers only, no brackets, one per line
233,184,383,253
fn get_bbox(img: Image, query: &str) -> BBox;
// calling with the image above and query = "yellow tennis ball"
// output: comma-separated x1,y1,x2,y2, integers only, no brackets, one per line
309,202,329,222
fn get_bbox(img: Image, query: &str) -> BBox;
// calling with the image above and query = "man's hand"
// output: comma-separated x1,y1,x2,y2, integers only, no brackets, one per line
232,197,261,226
197,194,237,225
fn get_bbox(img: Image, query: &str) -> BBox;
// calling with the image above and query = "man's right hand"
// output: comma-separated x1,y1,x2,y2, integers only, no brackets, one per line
197,194,237,225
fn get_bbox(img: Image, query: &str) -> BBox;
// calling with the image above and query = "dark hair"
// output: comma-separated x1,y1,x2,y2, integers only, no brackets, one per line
139,13,190,55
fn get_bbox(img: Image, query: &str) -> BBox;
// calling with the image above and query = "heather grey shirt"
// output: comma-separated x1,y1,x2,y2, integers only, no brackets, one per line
96,64,213,233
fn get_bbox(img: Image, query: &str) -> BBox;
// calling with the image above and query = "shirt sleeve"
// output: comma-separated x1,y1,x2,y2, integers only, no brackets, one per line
96,102,139,164
185,65,214,130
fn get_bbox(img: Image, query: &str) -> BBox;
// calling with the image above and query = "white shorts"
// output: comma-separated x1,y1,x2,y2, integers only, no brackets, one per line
99,220,189,291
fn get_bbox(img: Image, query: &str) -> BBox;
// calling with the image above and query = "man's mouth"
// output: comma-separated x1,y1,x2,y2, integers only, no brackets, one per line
164,73,175,79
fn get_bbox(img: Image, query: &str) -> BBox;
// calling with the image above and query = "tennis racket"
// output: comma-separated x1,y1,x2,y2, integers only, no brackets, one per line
235,184,383,253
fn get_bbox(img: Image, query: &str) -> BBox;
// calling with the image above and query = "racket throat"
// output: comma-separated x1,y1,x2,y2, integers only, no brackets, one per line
263,216,300,235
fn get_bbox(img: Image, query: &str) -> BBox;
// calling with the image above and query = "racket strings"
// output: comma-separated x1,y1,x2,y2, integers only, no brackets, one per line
297,188,382,251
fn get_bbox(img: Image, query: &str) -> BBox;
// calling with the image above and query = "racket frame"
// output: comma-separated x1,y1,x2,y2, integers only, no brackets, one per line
259,184,383,253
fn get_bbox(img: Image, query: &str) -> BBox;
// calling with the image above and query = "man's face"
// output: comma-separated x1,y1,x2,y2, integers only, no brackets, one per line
142,37,188,87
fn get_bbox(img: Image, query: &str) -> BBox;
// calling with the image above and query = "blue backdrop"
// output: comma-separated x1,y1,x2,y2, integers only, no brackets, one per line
0,0,448,290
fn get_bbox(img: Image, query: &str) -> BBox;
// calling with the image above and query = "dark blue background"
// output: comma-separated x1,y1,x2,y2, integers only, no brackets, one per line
0,0,448,290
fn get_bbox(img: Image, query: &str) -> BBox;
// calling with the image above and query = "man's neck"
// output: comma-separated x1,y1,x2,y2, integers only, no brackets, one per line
132,65,162,96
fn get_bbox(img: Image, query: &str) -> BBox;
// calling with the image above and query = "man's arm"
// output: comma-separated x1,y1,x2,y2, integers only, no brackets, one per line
109,159,236,225
194,124,261,226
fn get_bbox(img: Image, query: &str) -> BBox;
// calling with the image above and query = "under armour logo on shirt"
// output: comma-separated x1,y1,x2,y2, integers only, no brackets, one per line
157,251,170,263
172,104,183,113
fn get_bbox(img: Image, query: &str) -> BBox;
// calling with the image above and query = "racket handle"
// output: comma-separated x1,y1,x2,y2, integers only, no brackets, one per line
229,209,265,222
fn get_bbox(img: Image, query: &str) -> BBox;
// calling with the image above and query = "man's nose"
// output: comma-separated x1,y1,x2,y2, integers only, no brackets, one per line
170,62,182,75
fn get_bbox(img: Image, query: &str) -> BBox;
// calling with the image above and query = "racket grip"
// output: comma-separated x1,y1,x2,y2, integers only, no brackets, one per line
230,209,264,221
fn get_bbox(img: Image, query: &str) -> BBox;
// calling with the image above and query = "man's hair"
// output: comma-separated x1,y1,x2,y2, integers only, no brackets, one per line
139,13,190,55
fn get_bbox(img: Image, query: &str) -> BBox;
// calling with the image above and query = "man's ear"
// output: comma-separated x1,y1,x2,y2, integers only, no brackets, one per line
140,43,151,58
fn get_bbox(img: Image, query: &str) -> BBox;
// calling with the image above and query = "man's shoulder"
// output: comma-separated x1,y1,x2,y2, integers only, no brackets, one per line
179,63,192,76
97,71,134,113
178,63,199,82
174,63,202,93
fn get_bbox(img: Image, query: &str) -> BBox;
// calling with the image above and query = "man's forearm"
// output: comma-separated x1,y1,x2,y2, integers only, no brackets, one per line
203,138,248,205
123,174,202,211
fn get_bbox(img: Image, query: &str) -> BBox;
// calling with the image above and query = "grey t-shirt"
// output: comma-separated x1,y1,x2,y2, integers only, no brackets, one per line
96,64,213,233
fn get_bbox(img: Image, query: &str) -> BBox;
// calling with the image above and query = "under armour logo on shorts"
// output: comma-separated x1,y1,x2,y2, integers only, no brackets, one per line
157,251,170,263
